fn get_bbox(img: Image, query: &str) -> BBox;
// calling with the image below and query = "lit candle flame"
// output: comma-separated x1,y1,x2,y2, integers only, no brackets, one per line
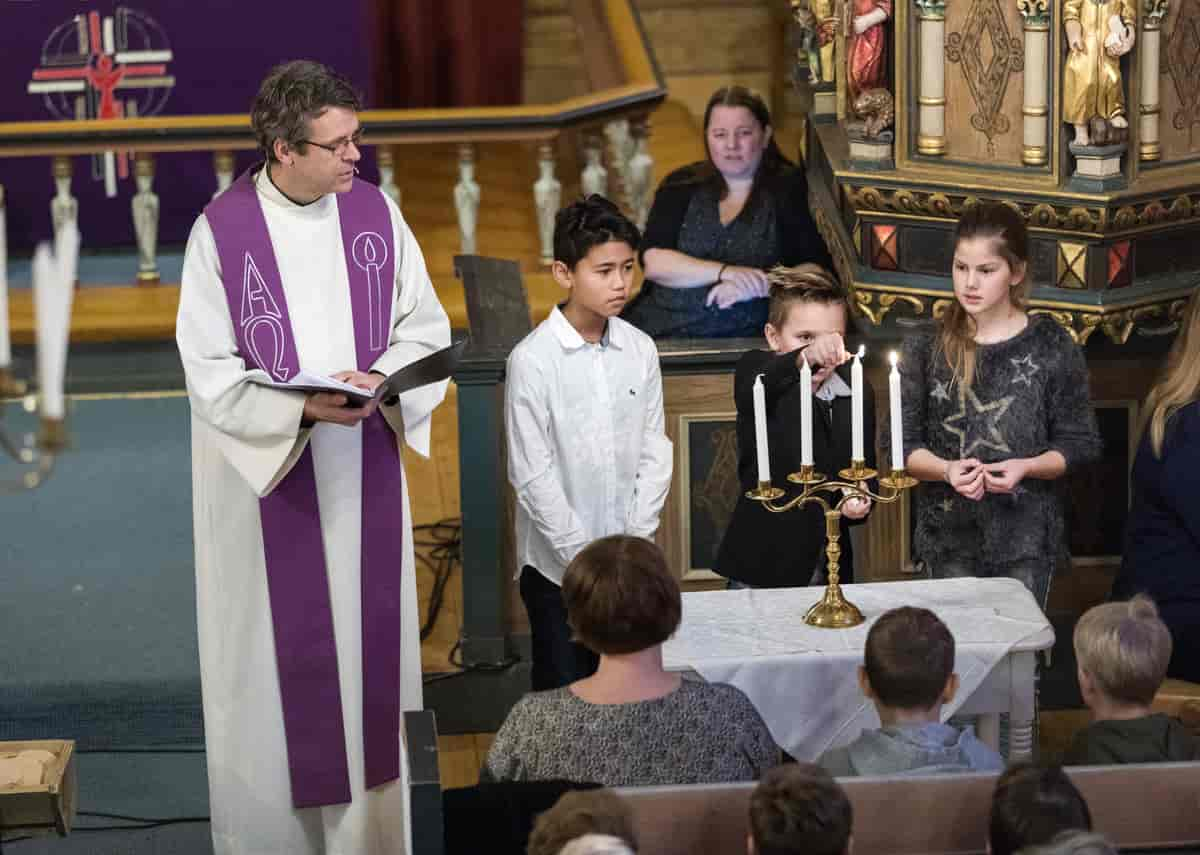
889,351,899,368
855,344,866,359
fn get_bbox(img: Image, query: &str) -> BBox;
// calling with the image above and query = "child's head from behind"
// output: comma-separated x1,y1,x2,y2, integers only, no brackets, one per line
527,788,637,855
562,535,681,656
748,763,852,855
861,607,957,716
1073,594,1172,709
989,764,1092,855
552,195,641,322
764,264,850,387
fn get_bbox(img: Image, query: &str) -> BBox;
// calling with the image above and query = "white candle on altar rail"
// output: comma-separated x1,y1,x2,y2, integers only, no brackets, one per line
800,354,813,466
753,373,771,484
889,351,904,472
851,345,865,461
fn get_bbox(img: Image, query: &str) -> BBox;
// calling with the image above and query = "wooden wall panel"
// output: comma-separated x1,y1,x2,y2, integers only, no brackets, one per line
942,0,1028,166
1156,0,1200,162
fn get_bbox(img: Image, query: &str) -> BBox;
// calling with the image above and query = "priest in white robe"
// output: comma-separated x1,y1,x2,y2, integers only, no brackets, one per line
176,61,450,855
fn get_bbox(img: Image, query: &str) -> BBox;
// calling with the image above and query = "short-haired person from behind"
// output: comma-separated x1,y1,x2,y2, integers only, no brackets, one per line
1064,594,1200,764
748,763,852,855
505,196,674,691
989,764,1093,855
817,607,1004,776
716,265,876,588
1112,292,1200,683
896,201,1101,608
483,536,781,786
526,789,637,855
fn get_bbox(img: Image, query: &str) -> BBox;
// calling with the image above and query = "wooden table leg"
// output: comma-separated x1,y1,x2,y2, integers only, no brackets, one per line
1009,651,1038,763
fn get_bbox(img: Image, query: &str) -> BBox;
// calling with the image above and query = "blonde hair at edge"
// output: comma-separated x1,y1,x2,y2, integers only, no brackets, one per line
1140,291,1200,459
1015,830,1118,855
1072,594,1172,706
940,202,1031,390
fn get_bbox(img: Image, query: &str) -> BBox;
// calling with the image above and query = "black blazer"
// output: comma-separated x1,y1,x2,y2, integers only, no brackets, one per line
715,348,877,588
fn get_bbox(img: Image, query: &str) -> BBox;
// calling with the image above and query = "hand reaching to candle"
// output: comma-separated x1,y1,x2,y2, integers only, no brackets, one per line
946,458,986,501
843,495,872,519
982,458,1030,494
798,333,851,389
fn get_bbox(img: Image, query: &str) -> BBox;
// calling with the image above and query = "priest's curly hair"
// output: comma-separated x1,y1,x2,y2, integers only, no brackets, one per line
251,60,362,163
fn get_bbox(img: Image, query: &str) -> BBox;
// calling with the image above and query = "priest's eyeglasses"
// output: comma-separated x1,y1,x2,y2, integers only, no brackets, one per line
301,129,365,157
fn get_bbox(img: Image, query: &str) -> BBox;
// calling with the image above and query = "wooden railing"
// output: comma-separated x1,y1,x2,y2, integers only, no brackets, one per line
0,0,666,291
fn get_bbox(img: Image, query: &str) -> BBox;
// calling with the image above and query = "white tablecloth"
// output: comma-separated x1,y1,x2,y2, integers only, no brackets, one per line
662,577,1055,761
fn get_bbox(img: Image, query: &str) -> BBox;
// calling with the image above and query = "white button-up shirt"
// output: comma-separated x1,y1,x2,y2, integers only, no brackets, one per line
505,307,673,585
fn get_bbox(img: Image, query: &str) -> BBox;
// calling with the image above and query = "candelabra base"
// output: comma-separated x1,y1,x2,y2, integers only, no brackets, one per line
804,585,865,628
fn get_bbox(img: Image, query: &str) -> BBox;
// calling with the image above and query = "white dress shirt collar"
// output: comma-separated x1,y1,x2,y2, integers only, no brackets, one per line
547,305,625,351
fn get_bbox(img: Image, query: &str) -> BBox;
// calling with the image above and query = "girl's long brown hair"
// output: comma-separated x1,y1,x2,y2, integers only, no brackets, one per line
1140,292,1200,458
939,202,1031,389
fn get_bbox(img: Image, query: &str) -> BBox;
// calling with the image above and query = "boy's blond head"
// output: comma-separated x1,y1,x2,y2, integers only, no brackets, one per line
1073,594,1172,705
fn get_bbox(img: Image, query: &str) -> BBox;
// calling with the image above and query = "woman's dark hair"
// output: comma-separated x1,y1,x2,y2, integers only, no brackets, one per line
553,195,642,270
989,765,1093,855
562,536,681,655
251,60,362,162
697,85,792,201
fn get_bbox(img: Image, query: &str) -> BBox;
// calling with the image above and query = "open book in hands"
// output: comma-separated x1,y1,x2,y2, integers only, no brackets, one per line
250,336,468,406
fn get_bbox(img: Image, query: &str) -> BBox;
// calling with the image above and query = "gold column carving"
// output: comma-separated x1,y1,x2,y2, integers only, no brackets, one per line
1018,0,1051,166
916,0,949,156
1140,0,1168,161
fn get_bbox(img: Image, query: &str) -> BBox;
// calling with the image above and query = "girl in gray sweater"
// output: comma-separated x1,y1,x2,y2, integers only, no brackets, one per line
896,202,1101,607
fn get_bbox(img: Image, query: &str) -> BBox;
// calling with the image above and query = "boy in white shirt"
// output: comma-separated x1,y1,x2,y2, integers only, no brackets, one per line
505,195,674,690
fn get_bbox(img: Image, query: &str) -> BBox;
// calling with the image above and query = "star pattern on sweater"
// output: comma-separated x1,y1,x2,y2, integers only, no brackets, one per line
942,387,1015,458
1010,354,1040,387
931,380,952,402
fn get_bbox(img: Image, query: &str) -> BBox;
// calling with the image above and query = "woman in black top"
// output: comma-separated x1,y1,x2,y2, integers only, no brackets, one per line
621,86,832,339
1112,293,1200,682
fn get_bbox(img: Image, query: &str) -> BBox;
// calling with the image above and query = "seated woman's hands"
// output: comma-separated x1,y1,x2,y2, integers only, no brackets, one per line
705,266,769,310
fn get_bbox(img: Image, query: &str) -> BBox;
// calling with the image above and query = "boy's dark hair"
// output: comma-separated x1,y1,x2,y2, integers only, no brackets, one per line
251,60,362,162
749,763,852,855
527,788,637,855
562,536,681,655
553,195,641,270
765,264,853,332
989,765,1093,855
863,606,955,710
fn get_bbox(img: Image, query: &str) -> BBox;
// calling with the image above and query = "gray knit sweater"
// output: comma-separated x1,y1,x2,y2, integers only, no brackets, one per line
894,315,1102,573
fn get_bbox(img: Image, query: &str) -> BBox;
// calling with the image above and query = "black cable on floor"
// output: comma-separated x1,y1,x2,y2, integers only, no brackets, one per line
413,518,462,641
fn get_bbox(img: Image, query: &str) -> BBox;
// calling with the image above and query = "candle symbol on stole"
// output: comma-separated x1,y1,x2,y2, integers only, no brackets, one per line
851,345,865,462
889,351,904,472
800,354,813,466
753,373,771,484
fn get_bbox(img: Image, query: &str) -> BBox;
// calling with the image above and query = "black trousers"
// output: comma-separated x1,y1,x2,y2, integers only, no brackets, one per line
519,565,599,691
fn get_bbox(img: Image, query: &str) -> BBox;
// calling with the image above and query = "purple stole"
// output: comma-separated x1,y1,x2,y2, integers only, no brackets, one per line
204,168,405,808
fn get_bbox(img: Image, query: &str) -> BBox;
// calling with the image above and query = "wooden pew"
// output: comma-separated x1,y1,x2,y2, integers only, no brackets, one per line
618,763,1200,855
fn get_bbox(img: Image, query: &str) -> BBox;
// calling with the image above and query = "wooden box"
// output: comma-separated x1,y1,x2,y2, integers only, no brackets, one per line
0,739,77,837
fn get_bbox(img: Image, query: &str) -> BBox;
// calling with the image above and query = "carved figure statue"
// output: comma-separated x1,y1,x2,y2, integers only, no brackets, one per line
846,0,893,109
790,0,823,84
1063,0,1135,147
131,170,160,280
814,0,839,84
849,88,896,138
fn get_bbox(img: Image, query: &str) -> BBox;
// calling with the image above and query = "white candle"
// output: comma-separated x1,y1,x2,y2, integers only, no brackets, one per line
34,222,78,421
851,345,865,461
800,354,813,466
889,351,904,471
0,197,9,369
753,373,771,484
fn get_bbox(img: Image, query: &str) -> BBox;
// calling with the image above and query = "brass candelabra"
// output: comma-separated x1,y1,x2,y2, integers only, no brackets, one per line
747,460,917,628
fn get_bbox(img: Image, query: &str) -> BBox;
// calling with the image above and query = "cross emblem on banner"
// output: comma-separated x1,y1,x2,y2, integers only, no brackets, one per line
27,8,175,197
